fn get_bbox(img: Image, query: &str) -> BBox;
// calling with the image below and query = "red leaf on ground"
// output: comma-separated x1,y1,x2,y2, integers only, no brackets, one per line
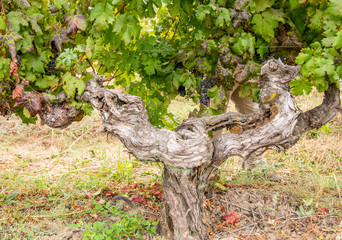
42,190,49,196
317,207,329,215
151,190,163,200
131,195,147,205
84,194,92,198
12,84,23,100
223,212,241,225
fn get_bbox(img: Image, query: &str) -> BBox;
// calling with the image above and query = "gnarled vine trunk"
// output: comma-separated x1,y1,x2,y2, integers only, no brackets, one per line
39,60,341,239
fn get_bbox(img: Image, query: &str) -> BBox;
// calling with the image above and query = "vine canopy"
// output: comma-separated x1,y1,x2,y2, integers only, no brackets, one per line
0,0,341,127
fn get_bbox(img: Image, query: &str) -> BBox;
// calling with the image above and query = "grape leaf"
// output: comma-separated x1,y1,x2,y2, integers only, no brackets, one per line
308,10,323,32
233,63,249,83
27,13,44,35
0,25,23,60
13,91,42,117
215,8,231,27
62,72,86,98
234,0,249,10
254,0,274,12
25,51,49,73
333,31,342,49
327,0,342,18
35,75,58,89
65,10,87,35
54,0,67,9
280,31,302,48
51,26,75,52
290,76,312,95
19,32,34,53
89,3,114,27
251,11,279,42
57,48,78,68
195,5,211,21
13,0,30,10
7,11,28,32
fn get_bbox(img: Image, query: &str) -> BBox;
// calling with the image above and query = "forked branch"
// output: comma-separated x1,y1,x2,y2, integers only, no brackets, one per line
40,60,341,171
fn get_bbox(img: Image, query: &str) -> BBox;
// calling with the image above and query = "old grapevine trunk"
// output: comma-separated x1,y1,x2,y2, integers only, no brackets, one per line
39,60,341,239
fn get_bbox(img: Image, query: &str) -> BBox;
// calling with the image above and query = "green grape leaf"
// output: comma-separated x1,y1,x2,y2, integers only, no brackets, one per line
195,5,211,21
13,0,30,9
56,48,78,68
333,31,342,49
65,10,87,35
13,91,42,117
289,0,300,10
16,107,37,124
251,11,279,42
7,11,28,32
215,8,231,27
327,0,342,18
295,51,312,64
0,25,23,60
308,10,323,32
25,51,49,73
27,13,44,35
19,32,34,53
62,72,86,98
89,3,114,27
254,0,274,12
51,26,75,52
54,0,67,9
35,75,58,89
290,76,312,95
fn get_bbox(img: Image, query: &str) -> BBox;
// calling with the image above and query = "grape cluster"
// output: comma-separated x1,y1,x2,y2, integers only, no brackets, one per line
178,86,186,97
16,50,22,69
200,77,216,106
47,41,58,74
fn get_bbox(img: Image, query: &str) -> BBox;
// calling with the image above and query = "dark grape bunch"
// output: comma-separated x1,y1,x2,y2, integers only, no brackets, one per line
200,77,216,106
16,50,22,69
178,86,186,97
46,41,58,75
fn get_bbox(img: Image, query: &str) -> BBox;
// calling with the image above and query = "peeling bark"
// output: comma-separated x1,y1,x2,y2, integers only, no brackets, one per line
39,60,341,239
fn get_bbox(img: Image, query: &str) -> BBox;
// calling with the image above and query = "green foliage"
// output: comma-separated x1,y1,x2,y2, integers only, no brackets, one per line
70,201,157,239
0,0,341,127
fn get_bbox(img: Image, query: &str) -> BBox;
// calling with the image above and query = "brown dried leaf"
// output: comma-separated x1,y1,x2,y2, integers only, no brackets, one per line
12,84,23,100
10,60,20,82
131,195,147,205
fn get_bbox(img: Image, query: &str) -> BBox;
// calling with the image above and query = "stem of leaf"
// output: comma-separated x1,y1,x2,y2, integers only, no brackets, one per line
51,82,63,92
71,52,85,73
115,3,127,17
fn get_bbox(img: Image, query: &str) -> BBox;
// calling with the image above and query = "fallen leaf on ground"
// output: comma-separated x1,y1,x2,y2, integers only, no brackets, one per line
223,211,241,225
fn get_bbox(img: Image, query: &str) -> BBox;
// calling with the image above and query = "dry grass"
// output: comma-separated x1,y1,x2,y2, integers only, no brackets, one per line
0,90,341,239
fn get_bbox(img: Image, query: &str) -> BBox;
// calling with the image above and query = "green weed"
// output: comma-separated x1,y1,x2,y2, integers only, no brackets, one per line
71,201,157,240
